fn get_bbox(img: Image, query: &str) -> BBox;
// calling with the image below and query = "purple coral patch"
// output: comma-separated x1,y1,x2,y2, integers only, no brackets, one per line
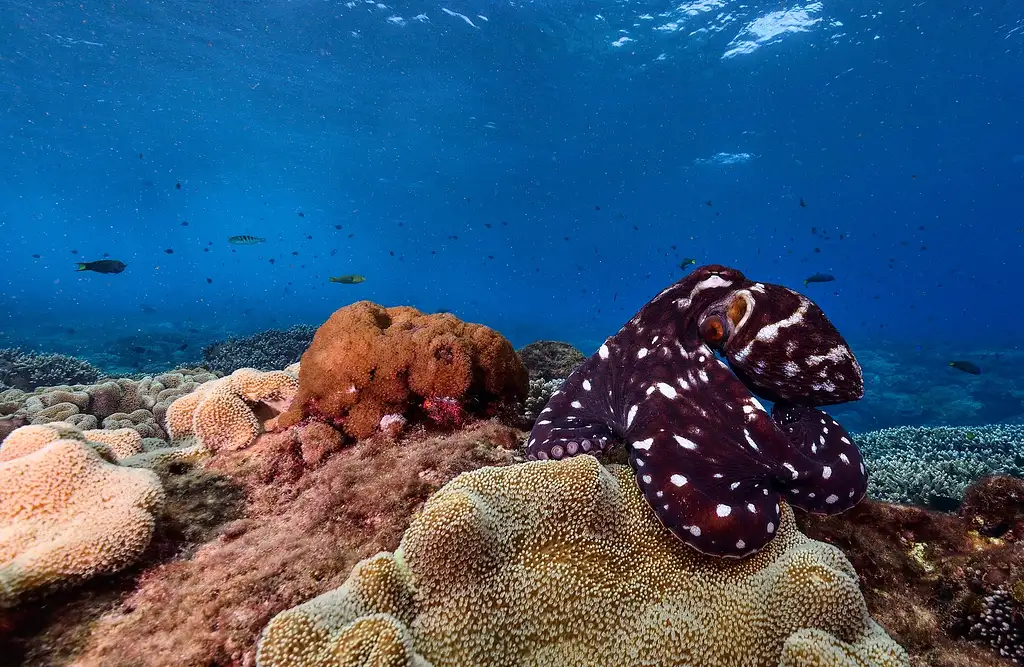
525,265,869,558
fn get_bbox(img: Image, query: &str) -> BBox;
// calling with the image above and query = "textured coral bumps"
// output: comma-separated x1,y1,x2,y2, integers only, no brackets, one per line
257,455,909,667
165,368,299,451
0,425,165,607
278,302,529,439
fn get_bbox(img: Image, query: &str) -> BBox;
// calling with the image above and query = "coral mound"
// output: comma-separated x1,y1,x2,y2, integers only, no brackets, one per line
257,455,908,667
165,367,298,451
0,431,165,607
517,340,586,381
279,302,528,439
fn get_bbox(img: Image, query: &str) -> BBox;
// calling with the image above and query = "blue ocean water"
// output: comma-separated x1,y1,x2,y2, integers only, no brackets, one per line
1,0,1022,430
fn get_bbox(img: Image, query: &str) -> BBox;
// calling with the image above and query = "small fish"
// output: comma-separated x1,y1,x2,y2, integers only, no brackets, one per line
181,221,189,226
228,235,266,245
678,258,697,271
132,346,146,354
175,182,182,190
32,254,40,258
799,197,807,208
75,260,127,274
140,305,158,314
206,277,212,283
164,248,174,254
803,273,835,286
705,200,713,207
178,343,189,351
298,211,305,217
949,360,981,375
330,274,366,284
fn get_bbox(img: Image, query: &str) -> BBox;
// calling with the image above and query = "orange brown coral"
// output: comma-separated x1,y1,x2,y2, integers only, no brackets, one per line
279,302,528,439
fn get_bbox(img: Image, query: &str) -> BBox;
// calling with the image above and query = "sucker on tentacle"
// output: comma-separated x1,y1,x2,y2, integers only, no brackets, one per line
525,264,867,558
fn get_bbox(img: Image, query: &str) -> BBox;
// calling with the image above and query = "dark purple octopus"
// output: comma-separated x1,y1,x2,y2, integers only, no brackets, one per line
525,265,868,559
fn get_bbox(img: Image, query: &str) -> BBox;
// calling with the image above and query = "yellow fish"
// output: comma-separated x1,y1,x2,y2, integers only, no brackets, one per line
330,274,366,284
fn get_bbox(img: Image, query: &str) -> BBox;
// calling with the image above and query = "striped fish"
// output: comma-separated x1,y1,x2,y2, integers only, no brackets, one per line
228,235,266,245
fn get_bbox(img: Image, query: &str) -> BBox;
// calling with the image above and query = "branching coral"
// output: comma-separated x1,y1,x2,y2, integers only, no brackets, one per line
279,302,528,439
202,325,317,375
0,430,165,607
0,348,103,391
856,424,1024,508
257,455,908,667
517,340,586,381
164,368,298,452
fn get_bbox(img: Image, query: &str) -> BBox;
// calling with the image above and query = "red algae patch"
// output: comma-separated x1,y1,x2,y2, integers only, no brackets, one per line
63,420,522,667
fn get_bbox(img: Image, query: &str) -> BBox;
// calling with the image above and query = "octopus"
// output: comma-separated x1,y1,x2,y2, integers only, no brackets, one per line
525,265,868,558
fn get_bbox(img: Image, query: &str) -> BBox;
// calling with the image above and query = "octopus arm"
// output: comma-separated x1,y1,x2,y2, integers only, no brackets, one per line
770,403,868,514
622,358,797,558
525,363,620,461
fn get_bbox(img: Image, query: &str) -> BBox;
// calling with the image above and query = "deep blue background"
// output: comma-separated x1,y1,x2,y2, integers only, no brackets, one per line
1,0,1022,426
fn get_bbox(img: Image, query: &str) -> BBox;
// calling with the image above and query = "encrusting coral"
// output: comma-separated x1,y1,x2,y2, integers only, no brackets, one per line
0,426,165,607
165,367,298,451
257,455,908,667
278,302,528,439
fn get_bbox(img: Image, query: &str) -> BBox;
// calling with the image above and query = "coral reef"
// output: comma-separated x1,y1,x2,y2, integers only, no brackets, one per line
833,345,1024,433
516,340,586,380
0,348,103,391
279,302,528,440
0,368,218,444
522,376,562,423
0,427,165,607
164,368,298,452
202,325,317,375
856,424,1024,509
798,474,1024,666
50,421,522,667
257,455,907,667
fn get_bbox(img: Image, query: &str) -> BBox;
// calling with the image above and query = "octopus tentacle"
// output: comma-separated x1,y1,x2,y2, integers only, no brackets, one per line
770,403,868,513
524,369,620,460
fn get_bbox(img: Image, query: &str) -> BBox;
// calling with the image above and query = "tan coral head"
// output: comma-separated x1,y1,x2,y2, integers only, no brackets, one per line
256,455,909,667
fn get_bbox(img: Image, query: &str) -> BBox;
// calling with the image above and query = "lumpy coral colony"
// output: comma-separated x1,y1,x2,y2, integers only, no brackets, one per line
527,264,868,558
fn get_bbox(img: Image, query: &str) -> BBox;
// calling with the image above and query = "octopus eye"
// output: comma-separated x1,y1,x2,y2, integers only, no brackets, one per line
699,315,728,345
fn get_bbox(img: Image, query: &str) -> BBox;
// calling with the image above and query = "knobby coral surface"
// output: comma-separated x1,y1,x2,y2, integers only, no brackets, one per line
257,455,908,667
165,367,298,451
279,302,528,439
0,428,165,607
0,367,218,444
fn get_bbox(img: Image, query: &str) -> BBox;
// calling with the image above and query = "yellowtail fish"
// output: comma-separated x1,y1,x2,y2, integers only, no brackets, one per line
228,235,266,245
330,274,366,284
